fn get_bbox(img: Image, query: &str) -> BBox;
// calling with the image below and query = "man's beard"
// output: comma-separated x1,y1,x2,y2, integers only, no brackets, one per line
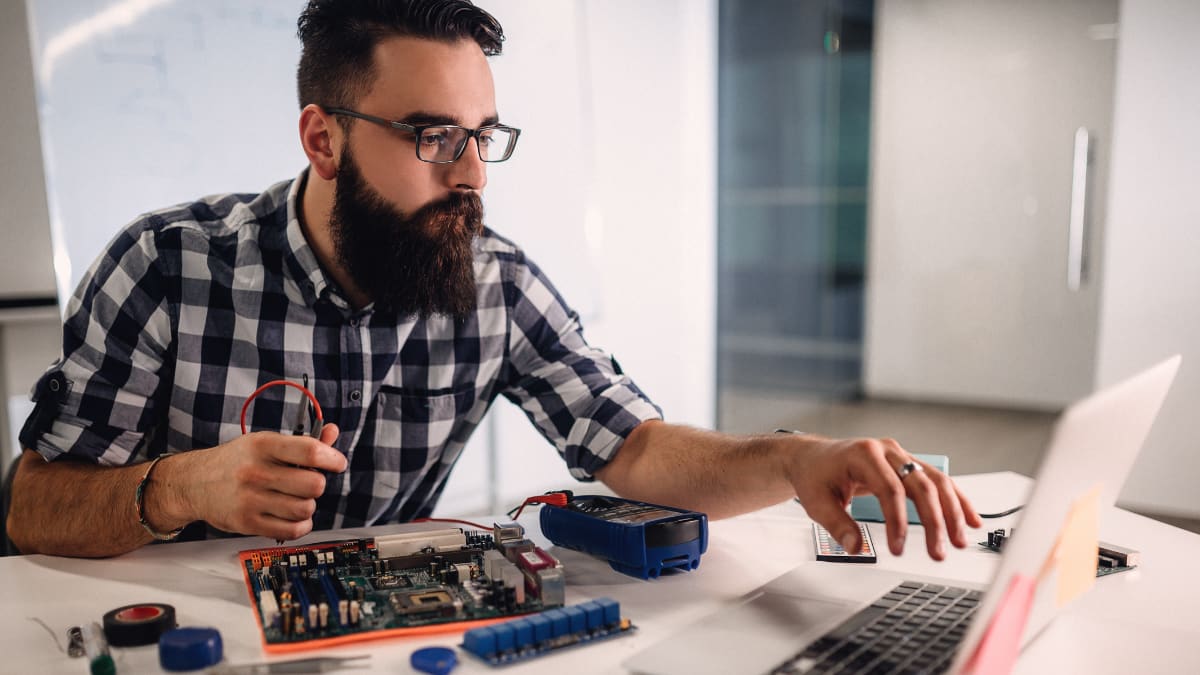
328,144,483,321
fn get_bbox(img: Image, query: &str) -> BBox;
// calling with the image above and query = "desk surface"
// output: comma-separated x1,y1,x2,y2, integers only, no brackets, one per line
2,472,1198,674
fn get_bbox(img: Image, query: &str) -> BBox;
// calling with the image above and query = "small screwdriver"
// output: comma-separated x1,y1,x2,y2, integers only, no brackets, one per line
277,378,326,547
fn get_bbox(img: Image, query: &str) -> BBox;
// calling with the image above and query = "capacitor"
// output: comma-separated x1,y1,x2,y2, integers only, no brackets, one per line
339,599,349,626
454,563,474,581
319,602,329,629
308,605,318,630
281,604,293,637
350,600,361,625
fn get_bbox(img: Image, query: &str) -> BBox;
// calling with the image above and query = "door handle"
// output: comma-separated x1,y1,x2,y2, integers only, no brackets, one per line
1067,127,1090,291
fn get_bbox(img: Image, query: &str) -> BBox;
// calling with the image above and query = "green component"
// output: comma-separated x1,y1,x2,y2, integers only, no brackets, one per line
89,655,116,675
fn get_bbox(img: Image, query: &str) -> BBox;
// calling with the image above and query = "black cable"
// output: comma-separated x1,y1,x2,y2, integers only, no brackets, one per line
977,505,1023,519
794,496,1023,520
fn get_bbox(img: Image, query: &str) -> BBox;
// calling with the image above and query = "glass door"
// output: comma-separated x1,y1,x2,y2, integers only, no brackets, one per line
717,0,875,425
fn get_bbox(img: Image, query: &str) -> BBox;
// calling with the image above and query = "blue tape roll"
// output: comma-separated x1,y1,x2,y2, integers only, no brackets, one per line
158,627,223,672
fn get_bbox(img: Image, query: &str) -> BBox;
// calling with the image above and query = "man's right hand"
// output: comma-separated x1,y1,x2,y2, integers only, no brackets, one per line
153,424,346,541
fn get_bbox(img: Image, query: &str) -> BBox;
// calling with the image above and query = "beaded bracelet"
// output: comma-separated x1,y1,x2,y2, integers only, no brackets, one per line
135,454,185,541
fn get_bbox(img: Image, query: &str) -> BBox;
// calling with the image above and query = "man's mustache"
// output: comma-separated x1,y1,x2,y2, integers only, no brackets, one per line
410,191,484,239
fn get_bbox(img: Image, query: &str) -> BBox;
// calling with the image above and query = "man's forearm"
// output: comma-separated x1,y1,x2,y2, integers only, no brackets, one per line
595,420,806,519
6,449,191,558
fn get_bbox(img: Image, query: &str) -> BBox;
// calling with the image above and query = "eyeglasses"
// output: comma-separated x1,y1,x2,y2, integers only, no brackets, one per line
324,107,520,164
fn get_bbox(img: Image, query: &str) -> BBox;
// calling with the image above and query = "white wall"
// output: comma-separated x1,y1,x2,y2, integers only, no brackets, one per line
0,0,56,302
1099,0,1200,518
444,0,718,513
0,0,59,470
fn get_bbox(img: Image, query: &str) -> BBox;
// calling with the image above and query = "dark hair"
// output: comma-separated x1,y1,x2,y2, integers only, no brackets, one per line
296,0,504,112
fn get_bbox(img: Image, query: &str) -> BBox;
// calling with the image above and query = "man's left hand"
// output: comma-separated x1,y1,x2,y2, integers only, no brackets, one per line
787,436,983,560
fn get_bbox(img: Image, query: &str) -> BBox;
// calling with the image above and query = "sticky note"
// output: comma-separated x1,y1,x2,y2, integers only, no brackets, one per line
962,574,1036,675
1048,483,1101,607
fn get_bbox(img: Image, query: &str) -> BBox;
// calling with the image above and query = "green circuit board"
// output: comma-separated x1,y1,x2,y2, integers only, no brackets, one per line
239,524,565,651
979,528,1138,578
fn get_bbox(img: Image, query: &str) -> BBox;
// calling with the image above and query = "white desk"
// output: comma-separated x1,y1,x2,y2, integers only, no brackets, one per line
2,472,1198,674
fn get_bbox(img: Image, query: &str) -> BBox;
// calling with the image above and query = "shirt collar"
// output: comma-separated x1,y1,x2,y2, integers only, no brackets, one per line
283,168,356,311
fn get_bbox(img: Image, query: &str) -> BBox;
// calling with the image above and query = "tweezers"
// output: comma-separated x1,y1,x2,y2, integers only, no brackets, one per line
208,653,370,674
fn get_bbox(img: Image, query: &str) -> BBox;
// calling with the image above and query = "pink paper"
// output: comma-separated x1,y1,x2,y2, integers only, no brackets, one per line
962,574,1036,675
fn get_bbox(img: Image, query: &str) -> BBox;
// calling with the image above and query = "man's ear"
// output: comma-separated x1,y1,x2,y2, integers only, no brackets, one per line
299,104,339,181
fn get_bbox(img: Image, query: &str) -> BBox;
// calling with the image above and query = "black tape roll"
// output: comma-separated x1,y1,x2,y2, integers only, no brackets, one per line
102,603,177,647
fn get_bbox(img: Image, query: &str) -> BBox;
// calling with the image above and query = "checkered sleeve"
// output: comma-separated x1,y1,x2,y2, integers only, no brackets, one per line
502,256,662,480
20,220,175,466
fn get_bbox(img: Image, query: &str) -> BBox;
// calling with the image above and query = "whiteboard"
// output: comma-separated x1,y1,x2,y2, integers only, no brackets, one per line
25,0,600,320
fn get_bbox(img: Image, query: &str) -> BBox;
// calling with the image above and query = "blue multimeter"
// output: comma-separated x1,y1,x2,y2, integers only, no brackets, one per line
538,494,708,580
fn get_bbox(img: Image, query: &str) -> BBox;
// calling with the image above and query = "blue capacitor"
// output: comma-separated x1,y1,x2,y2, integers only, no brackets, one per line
158,627,223,672
493,623,516,652
527,613,553,642
577,600,605,630
596,597,620,625
508,618,534,649
411,646,458,675
461,598,630,665
562,606,587,634
461,626,497,656
542,609,569,638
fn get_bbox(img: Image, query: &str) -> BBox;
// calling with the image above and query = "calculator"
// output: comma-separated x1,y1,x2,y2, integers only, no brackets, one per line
812,521,877,563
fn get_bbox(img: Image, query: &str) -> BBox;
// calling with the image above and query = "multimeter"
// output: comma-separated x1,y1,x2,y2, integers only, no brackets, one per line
538,494,708,580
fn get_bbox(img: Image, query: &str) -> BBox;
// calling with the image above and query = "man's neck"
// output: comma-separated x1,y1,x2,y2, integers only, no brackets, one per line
298,170,372,310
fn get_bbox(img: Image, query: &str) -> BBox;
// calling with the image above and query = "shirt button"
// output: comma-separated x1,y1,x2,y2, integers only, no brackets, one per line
349,390,362,402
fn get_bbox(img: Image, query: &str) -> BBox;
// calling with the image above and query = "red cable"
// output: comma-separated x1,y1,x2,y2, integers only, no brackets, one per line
412,517,492,531
240,379,324,435
511,492,569,520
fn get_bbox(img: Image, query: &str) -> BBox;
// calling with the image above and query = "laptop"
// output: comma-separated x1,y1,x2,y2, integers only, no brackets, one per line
624,355,1181,675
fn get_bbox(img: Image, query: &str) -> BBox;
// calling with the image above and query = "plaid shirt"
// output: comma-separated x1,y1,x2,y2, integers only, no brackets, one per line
21,170,661,534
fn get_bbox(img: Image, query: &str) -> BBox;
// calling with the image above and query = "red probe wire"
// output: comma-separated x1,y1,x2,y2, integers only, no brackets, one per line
239,379,324,435
510,492,570,520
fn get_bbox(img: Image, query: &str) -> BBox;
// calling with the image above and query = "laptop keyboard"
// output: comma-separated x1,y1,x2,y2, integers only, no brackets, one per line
770,580,982,675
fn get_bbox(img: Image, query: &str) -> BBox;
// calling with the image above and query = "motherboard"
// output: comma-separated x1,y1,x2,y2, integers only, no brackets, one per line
239,523,564,653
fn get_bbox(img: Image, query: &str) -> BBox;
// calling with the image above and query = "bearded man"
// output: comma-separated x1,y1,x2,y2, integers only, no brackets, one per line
8,0,979,560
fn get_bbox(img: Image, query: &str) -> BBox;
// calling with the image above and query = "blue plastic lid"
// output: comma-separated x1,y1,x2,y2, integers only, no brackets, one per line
411,646,458,675
158,627,223,672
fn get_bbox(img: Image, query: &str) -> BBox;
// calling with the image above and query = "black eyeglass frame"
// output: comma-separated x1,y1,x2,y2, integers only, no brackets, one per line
323,106,521,164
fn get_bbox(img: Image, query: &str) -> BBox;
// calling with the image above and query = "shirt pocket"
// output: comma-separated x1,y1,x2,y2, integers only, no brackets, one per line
377,383,478,424
370,384,478,488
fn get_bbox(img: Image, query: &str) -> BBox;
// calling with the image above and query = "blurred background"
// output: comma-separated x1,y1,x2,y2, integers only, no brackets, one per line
0,0,1195,531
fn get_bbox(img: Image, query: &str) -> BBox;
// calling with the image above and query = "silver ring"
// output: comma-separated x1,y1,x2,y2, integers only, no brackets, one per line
896,461,923,480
